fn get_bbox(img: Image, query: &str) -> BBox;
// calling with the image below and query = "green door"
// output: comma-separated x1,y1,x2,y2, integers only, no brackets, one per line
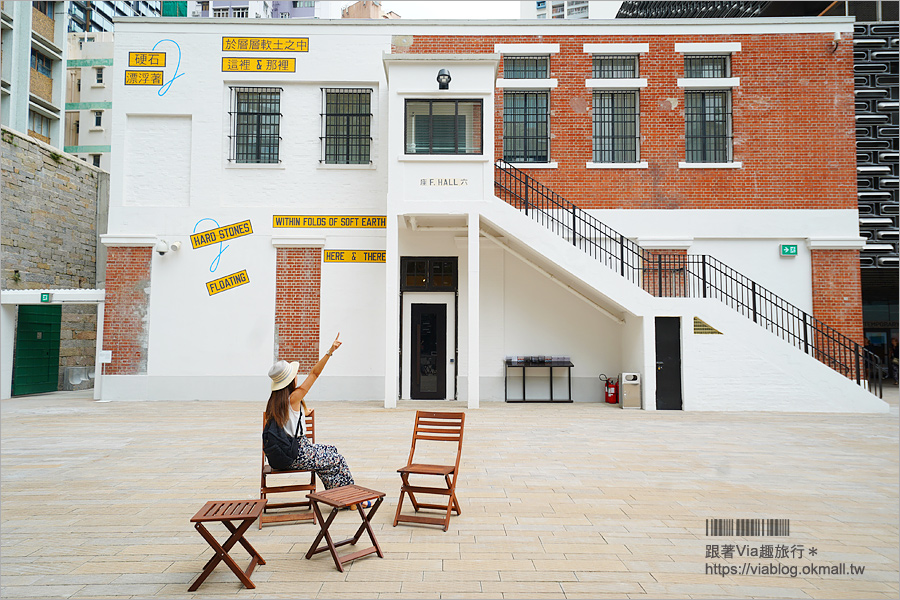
12,305,62,396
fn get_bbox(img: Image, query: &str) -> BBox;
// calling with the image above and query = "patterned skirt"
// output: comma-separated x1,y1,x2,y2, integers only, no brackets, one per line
290,435,355,490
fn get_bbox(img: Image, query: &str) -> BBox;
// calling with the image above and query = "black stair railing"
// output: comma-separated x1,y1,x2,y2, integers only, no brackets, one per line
494,160,883,398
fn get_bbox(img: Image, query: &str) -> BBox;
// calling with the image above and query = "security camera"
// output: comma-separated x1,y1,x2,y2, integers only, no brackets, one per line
155,240,169,255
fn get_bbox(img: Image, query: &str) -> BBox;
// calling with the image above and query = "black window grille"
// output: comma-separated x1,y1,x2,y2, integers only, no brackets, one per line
685,90,732,163
593,91,639,163
503,91,550,163
592,55,638,78
503,56,549,79
229,87,282,164
405,100,483,155
321,88,372,164
684,55,730,78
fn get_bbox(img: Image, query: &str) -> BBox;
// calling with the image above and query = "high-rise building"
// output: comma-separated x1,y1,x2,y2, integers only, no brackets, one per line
341,1,399,19
523,1,614,20
68,1,161,33
185,1,341,19
1,1,69,148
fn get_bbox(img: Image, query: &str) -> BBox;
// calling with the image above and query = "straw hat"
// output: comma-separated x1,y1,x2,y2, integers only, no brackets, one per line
268,360,300,391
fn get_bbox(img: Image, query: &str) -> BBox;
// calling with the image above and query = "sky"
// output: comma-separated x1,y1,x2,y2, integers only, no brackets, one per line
377,1,624,20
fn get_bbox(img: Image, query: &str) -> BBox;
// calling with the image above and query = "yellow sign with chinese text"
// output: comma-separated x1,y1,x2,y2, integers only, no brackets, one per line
222,37,308,52
222,57,296,73
273,216,387,228
191,220,253,249
206,270,250,296
124,71,164,86
324,250,386,263
128,52,166,67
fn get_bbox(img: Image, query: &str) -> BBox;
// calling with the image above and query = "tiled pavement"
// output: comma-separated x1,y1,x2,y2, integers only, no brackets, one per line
1,388,897,599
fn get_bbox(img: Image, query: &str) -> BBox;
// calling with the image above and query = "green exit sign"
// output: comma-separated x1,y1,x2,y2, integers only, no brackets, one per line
781,244,798,257
40,292,51,303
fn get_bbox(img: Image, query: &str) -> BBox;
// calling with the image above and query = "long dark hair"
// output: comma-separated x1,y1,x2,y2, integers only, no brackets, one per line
265,380,296,428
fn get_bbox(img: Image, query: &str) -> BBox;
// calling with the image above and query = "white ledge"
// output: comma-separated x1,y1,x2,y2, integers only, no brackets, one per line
494,43,559,54
101,234,157,247
1,288,105,305
225,162,286,170
398,154,489,162
637,237,694,250
507,162,558,169
675,42,742,53
807,237,866,250
317,163,376,170
583,43,649,54
678,161,742,169
587,162,648,169
678,77,740,88
272,236,327,248
586,78,647,89
496,78,557,89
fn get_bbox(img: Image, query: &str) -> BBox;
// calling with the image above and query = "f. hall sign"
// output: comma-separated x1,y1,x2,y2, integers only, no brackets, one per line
419,178,469,187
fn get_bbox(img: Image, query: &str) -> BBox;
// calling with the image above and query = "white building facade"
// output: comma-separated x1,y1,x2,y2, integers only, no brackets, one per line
99,17,887,412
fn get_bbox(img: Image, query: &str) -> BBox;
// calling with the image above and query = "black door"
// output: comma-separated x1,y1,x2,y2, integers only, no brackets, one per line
655,316,683,410
12,305,62,396
411,304,446,399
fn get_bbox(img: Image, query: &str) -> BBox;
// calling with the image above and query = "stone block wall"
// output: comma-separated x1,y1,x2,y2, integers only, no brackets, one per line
1,125,110,390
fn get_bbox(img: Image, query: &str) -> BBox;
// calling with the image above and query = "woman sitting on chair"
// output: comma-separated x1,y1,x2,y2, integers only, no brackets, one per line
265,333,355,490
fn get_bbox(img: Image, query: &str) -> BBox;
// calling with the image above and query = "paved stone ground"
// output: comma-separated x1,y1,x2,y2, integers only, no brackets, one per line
2,388,898,599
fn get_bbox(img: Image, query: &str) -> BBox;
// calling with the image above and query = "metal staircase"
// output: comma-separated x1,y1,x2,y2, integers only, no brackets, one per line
494,160,884,397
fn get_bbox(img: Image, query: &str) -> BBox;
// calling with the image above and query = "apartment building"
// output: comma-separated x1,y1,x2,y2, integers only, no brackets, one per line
98,16,887,412
1,1,69,148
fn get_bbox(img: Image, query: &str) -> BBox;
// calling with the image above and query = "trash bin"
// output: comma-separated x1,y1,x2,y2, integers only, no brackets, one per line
619,372,641,409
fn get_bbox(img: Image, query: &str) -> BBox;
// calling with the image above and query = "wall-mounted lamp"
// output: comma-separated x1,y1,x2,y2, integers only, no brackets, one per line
831,31,841,53
155,240,182,256
437,68,451,90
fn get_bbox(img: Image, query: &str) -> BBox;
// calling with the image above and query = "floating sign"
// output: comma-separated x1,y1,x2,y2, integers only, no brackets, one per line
780,244,798,257
273,215,386,228
206,270,250,296
222,57,296,72
124,70,164,86
191,220,253,249
324,250,386,263
128,52,166,67
222,37,308,52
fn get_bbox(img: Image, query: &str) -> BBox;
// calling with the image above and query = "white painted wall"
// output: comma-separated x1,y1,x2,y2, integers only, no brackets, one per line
0,305,15,399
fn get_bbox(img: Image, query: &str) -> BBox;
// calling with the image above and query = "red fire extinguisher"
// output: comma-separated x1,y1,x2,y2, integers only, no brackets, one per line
600,374,619,404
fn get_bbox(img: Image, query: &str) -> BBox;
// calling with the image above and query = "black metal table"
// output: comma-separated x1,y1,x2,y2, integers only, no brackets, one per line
504,359,574,403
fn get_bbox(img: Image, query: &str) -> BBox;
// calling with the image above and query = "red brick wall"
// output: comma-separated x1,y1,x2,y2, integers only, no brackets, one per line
644,249,688,297
275,248,321,372
395,33,856,210
103,247,152,375
811,249,863,345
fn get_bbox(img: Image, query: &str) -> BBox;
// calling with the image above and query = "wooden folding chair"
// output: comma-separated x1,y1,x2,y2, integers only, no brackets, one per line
393,410,465,532
259,410,316,528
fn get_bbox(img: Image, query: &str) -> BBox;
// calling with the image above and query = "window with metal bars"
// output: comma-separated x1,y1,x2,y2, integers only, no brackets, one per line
321,88,372,164
229,87,282,164
593,91,639,163
503,56,549,79
405,99,483,155
684,55,730,78
592,55,638,79
503,91,550,163
685,90,732,163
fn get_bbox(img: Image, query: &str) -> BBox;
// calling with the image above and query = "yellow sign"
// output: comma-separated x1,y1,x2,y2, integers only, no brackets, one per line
273,215,386,228
124,70,164,86
324,250,386,263
222,57,296,72
191,220,253,249
206,270,250,295
222,37,308,52
128,52,166,67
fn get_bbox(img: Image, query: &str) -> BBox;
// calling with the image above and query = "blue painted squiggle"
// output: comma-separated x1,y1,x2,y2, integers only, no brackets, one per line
152,39,185,96
193,218,229,273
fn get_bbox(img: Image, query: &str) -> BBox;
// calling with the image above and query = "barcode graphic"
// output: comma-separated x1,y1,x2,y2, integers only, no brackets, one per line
706,519,790,537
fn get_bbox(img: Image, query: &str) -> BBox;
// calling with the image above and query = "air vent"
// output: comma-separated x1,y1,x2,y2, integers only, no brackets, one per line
694,317,722,335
